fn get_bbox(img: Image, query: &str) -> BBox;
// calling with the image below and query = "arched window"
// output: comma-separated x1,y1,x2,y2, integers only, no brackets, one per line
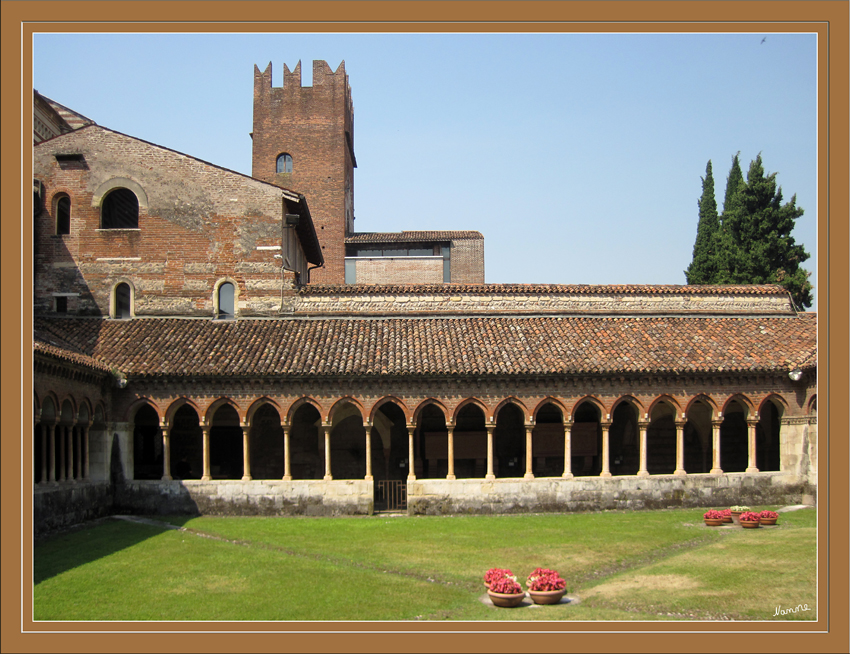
218,282,235,319
114,282,132,319
101,188,139,229
276,153,293,174
55,195,71,235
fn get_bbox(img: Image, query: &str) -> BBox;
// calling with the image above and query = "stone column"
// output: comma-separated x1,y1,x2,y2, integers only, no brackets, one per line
48,423,56,483
201,425,212,480
73,425,82,481
485,425,495,480
447,426,456,480
562,420,573,479
407,426,416,481
83,422,91,480
364,420,372,481
637,421,650,477
746,419,759,473
322,424,332,480
39,424,48,485
241,422,252,481
674,421,687,476
161,422,173,481
524,424,534,479
58,424,66,482
282,424,292,481
710,419,723,474
600,422,612,477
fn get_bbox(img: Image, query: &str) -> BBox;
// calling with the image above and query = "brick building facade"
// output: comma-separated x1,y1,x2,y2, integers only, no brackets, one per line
31,62,817,533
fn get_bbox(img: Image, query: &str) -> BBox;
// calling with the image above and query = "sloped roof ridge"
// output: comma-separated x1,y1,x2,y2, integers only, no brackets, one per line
39,93,96,128
346,230,484,242
35,124,302,198
300,283,790,296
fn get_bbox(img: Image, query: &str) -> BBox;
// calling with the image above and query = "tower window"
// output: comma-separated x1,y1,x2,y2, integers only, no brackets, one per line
55,195,71,235
55,297,67,314
101,188,139,229
276,153,293,174
218,282,235,319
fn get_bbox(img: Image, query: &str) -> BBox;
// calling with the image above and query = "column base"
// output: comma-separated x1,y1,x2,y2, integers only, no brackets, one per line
485,474,495,480
709,468,723,475
282,475,292,481
364,475,373,481
241,475,252,481
161,475,173,481
599,471,612,478
561,472,574,479
446,474,456,480
323,475,333,481
745,467,759,473
407,474,416,481
201,475,211,481
674,469,687,476
523,473,535,480
637,470,650,478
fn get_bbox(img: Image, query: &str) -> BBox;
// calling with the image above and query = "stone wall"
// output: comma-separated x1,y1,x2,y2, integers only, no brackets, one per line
407,472,812,516
33,481,114,539
349,256,444,285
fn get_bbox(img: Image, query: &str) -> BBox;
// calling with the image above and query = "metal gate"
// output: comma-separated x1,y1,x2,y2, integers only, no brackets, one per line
375,480,407,511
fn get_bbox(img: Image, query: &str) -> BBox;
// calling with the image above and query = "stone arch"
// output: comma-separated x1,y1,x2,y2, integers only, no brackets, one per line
571,398,603,476
248,401,284,480
127,397,164,424
77,400,92,424
286,397,323,426
757,394,785,472
168,402,203,480
370,396,411,424
453,400,489,478
530,400,566,477
132,402,162,480
326,399,368,480
807,394,817,415
453,397,491,424
288,400,323,479
109,278,136,319
721,394,755,419
328,396,366,425
494,400,526,478
609,396,641,476
646,397,678,475
370,399,408,482
213,277,240,320
493,397,528,422
208,400,243,480
92,176,149,210
417,400,450,479
413,399,449,425
684,395,715,474
720,397,750,472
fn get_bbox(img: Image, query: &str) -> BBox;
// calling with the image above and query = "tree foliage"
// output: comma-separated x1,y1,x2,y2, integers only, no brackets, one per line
686,153,813,309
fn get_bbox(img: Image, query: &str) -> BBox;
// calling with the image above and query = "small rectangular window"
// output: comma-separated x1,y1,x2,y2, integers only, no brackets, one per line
345,259,357,284
55,296,67,313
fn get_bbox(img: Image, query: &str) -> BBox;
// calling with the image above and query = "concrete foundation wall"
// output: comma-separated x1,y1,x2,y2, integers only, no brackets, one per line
407,473,812,516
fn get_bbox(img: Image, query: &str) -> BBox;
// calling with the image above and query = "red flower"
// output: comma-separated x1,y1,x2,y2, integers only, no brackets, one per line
489,576,523,594
528,573,566,592
526,567,559,585
720,508,732,517
759,510,779,519
703,510,724,520
484,568,514,586
739,511,761,522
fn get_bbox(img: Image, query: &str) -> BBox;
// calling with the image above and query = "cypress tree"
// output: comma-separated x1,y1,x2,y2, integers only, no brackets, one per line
716,154,813,308
684,160,720,284
722,152,744,215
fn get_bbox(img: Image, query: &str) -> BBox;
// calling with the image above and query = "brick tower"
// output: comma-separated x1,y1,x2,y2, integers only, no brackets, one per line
252,60,355,284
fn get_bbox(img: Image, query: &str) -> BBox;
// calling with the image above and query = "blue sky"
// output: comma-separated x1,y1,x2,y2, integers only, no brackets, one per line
33,32,818,307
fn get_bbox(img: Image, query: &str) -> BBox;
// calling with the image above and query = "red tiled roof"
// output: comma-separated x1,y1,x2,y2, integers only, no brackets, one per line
33,314,816,379
33,321,113,373
300,283,791,297
345,231,483,243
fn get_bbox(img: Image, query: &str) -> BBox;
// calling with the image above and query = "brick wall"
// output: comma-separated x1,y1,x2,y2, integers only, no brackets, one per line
350,257,443,285
33,127,298,317
252,61,354,285
451,237,485,283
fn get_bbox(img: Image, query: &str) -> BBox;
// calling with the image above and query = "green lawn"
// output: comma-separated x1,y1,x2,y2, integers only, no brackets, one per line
33,507,817,621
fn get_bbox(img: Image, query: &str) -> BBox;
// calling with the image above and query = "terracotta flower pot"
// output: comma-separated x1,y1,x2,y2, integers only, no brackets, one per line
739,519,760,529
722,516,733,523
528,589,566,605
759,517,778,526
704,518,724,527
730,511,744,524
487,590,526,608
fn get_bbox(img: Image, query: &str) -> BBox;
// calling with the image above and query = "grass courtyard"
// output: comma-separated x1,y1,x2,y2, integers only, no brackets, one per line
33,506,817,622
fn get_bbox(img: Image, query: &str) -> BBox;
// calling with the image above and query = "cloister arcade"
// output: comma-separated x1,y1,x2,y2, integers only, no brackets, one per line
95,391,794,486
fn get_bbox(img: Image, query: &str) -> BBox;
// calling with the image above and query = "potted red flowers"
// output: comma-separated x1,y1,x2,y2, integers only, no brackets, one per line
526,568,567,605
703,509,724,527
487,574,526,608
739,511,761,528
759,510,779,526
484,568,514,589
720,508,733,523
